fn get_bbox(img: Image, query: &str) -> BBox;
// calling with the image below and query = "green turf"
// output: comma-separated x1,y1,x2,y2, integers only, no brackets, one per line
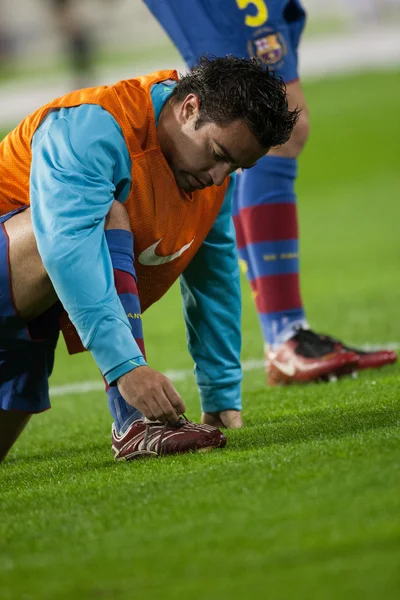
1,70,400,599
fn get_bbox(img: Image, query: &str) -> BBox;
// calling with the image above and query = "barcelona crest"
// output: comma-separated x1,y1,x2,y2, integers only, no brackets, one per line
248,28,287,66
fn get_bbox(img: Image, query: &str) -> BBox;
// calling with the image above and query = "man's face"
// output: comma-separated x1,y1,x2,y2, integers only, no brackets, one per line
161,94,268,192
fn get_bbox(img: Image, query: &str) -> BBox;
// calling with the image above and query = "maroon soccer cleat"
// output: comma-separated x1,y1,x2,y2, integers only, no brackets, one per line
265,328,359,386
112,416,227,460
320,335,398,371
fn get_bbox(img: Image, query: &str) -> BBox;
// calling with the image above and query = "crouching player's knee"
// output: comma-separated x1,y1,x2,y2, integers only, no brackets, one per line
105,200,131,232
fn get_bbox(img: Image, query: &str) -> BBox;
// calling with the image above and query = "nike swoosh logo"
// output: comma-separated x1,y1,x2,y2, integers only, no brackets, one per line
138,238,195,266
271,360,296,377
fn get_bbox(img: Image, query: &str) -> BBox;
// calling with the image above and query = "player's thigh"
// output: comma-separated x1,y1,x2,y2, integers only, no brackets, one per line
2,207,57,320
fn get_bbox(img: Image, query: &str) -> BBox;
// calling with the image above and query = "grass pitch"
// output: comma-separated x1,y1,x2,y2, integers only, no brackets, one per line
1,70,400,599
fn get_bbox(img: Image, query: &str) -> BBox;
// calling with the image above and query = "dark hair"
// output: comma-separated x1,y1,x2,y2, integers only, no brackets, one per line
169,55,299,148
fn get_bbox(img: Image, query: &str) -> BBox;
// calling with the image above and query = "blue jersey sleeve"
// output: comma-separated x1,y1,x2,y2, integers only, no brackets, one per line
180,174,242,413
30,104,147,384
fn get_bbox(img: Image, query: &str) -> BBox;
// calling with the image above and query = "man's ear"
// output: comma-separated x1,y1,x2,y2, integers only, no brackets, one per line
179,93,200,124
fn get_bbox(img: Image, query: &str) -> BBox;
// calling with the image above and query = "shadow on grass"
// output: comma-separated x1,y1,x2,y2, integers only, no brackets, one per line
228,399,400,451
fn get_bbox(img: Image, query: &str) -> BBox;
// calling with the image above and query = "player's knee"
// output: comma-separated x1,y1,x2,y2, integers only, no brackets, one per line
294,110,310,148
284,110,310,157
105,200,131,232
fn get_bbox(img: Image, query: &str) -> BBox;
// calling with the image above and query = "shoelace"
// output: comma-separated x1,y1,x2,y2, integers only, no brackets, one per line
143,414,190,456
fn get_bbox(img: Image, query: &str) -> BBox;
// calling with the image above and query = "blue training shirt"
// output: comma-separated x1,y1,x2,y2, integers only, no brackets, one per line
30,83,242,411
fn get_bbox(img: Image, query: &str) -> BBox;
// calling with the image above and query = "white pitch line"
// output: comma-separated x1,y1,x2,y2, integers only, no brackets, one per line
49,342,399,398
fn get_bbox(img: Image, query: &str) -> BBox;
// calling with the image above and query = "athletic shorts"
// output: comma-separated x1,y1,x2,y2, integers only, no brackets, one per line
0,208,61,413
144,0,306,82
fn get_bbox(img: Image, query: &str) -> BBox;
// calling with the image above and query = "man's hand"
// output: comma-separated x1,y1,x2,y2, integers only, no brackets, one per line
117,366,186,423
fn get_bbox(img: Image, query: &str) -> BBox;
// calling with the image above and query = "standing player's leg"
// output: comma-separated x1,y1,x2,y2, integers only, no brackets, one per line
235,77,361,385
0,208,60,461
236,0,396,382
143,0,358,383
231,0,361,384
145,0,396,383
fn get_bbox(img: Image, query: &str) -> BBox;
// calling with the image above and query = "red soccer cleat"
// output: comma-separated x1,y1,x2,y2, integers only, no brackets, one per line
112,416,227,460
320,335,397,371
265,328,359,386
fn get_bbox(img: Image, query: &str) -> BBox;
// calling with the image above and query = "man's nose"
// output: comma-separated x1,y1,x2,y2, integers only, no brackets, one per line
208,163,232,186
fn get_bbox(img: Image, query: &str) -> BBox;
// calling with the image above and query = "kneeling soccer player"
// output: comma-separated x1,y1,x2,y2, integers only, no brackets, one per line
0,56,298,461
